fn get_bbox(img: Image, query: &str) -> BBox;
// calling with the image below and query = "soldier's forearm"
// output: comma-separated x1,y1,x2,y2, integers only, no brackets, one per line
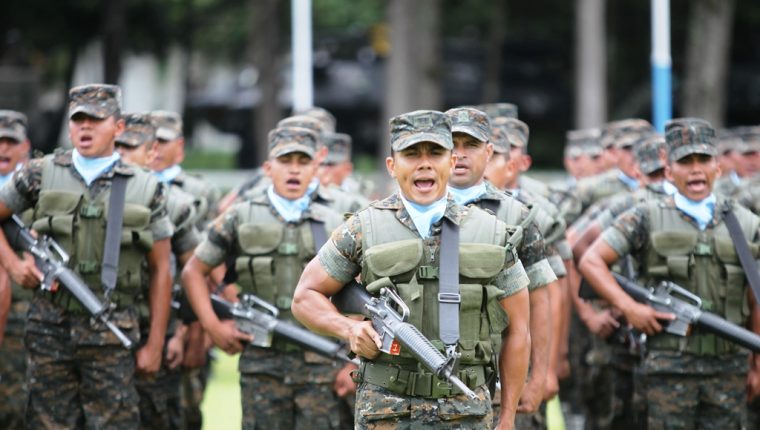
291,287,356,340
147,253,172,348
527,287,551,390
181,259,221,332
500,322,531,423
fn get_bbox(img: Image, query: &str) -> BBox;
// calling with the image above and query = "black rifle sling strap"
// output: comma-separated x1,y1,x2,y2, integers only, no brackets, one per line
477,199,499,215
724,208,760,304
439,217,461,347
102,173,129,299
309,219,328,251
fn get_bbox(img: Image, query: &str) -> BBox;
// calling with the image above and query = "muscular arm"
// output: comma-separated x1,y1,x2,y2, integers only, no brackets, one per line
518,285,550,413
137,238,172,373
498,287,531,429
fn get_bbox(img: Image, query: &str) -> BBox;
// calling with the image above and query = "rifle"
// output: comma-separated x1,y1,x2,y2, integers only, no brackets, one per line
611,272,760,353
331,281,478,399
2,214,134,349
179,291,354,364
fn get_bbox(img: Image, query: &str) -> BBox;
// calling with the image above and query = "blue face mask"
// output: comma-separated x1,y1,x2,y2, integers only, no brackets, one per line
267,185,312,222
153,164,182,183
399,193,447,239
72,149,121,186
673,192,716,230
662,180,677,195
448,182,487,206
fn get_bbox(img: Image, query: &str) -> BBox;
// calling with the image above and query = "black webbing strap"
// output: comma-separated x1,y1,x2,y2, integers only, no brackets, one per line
102,173,128,299
309,219,328,251
724,209,760,303
439,217,461,347
477,199,500,215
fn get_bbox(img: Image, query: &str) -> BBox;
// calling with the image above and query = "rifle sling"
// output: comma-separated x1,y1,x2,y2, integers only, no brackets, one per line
101,173,128,299
309,219,328,250
439,217,460,347
724,209,760,305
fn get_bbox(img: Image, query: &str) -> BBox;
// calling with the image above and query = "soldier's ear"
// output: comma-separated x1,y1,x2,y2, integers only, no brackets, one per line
664,163,673,182
385,156,395,178
263,160,272,177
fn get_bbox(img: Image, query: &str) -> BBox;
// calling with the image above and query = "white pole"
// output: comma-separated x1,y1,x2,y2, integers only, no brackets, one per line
291,0,313,112
651,0,672,132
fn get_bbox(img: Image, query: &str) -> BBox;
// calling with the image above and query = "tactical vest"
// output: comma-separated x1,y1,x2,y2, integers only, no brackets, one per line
358,204,519,368
643,199,759,355
231,199,337,350
31,155,157,311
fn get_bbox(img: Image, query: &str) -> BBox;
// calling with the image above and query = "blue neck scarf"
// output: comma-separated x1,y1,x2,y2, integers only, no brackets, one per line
508,188,520,198
730,170,743,186
662,180,677,195
154,164,182,183
448,182,487,206
267,185,312,223
0,163,22,188
673,192,716,230
72,149,121,186
618,170,639,191
399,193,447,239
306,178,320,197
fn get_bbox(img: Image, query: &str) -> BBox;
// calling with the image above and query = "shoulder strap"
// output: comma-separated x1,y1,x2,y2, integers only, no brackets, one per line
724,208,760,303
477,199,500,215
439,217,460,348
102,173,128,298
309,219,328,251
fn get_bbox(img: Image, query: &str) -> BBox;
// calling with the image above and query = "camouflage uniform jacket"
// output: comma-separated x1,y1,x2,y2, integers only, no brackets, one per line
575,169,637,213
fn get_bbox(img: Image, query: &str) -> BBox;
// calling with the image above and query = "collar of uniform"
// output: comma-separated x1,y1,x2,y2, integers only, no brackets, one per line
54,148,135,177
259,190,327,223
372,192,465,226
311,183,334,205
478,180,508,202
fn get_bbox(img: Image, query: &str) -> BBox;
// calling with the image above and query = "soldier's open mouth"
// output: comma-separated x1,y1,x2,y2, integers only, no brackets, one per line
0,156,10,169
453,163,469,175
686,179,707,193
414,179,435,192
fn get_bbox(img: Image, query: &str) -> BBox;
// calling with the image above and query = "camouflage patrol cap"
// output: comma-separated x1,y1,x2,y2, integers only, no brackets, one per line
735,126,760,154
297,106,336,134
445,107,490,143
116,113,156,148
493,117,529,148
489,123,510,155
477,103,519,120
565,128,603,158
601,119,654,149
717,128,742,155
277,115,325,136
68,84,122,119
323,132,352,164
0,110,28,142
634,134,666,175
390,110,452,151
151,111,183,140
268,126,319,159
665,118,717,162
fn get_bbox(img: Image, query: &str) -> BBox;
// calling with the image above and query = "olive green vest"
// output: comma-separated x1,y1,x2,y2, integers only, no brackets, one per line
643,198,759,355
32,154,157,310
358,203,518,367
231,198,340,348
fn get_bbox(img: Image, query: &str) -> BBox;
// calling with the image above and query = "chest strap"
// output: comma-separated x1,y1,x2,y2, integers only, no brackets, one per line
724,209,760,304
102,173,128,299
309,218,328,251
439,217,460,349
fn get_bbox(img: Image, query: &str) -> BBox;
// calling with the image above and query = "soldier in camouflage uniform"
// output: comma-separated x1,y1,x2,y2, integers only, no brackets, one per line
562,128,604,184
0,84,173,429
579,118,760,429
0,110,32,429
445,107,558,429
713,126,760,199
116,112,201,429
182,126,345,429
292,110,532,429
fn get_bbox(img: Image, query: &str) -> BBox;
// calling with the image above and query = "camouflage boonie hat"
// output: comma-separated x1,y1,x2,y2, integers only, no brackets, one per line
493,117,529,149
489,123,510,155
278,115,325,137
390,110,452,151
0,110,28,142
634,134,666,175
268,126,319,159
116,113,156,148
151,111,183,141
297,106,336,134
566,128,602,158
665,118,717,162
445,107,490,143
477,103,518,120
68,84,122,119
323,132,352,164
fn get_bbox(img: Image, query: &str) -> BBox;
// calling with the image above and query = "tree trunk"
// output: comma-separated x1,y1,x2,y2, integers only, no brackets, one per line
575,0,607,128
482,1,507,103
101,0,126,84
681,0,735,128
381,0,442,160
247,0,281,168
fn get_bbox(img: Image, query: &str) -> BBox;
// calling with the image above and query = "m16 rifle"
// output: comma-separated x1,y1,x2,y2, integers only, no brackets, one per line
2,215,133,349
332,281,478,400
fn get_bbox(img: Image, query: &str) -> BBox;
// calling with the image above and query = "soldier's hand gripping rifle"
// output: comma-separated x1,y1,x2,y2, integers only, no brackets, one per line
181,292,355,364
611,272,760,352
332,281,478,400
2,214,134,349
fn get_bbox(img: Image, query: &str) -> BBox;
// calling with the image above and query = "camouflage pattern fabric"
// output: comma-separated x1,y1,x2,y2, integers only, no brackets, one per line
389,110,453,151
445,107,491,142
477,102,518,120
181,365,209,430
116,112,156,148
574,169,636,213
277,115,326,138
68,83,122,119
0,301,28,430
0,110,28,142
297,106,337,134
355,382,492,429
268,126,320,159
171,170,221,227
151,110,183,141
633,135,666,176
323,132,352,164
494,117,529,149
665,117,717,162
135,355,183,430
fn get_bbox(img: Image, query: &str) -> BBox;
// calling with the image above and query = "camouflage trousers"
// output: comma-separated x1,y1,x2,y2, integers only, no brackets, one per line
584,339,639,430
135,338,183,430
181,362,210,430
0,302,28,430
25,322,140,429
355,382,493,429
634,350,747,430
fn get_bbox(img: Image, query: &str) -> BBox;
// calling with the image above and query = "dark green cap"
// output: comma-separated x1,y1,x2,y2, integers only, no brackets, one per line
390,110,452,151
323,132,352,164
0,110,28,142
665,118,717,162
445,107,491,143
68,84,122,119
116,113,156,147
634,134,666,175
268,126,319,159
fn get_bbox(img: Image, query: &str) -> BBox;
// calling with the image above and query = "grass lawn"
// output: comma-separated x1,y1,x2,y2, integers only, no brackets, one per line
201,350,242,430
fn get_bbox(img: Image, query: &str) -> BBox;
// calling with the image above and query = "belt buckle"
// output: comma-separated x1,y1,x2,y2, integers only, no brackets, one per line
438,292,461,304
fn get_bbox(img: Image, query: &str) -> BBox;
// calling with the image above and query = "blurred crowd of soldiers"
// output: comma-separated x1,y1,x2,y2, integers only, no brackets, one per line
0,81,759,430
